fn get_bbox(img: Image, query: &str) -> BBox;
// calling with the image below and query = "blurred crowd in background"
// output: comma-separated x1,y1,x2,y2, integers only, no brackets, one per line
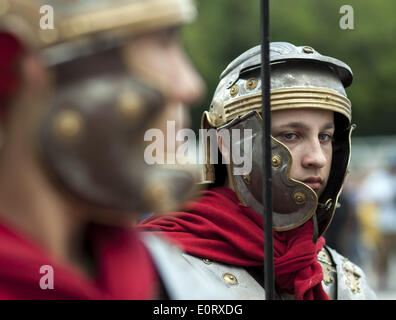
326,136,396,297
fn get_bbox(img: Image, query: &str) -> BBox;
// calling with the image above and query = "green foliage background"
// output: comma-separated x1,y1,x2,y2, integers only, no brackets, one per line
182,0,396,136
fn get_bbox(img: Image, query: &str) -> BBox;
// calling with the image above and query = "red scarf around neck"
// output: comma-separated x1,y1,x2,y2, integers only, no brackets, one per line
138,186,329,300
0,222,157,299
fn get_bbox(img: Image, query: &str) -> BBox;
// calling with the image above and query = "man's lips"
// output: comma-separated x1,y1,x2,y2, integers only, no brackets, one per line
302,178,323,190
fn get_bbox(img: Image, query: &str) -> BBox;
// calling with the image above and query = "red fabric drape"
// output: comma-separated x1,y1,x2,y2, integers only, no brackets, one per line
0,222,157,299
138,186,329,300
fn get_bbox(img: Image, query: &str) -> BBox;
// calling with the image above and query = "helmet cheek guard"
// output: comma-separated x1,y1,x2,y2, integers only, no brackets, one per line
221,111,318,231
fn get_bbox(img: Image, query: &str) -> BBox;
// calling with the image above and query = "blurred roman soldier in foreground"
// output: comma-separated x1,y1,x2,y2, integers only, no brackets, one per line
0,0,233,299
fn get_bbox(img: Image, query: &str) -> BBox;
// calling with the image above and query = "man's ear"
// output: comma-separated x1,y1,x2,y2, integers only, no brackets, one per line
19,53,50,95
2,53,51,145
217,129,230,163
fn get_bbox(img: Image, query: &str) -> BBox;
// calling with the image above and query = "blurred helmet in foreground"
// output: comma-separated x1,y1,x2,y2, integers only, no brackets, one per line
0,0,201,215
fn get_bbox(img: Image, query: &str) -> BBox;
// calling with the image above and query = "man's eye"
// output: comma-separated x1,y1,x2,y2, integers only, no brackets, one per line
282,133,298,140
157,27,180,46
319,133,333,142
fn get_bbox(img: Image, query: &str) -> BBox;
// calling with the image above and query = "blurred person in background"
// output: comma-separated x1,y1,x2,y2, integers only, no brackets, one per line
324,183,362,266
0,0,237,300
139,42,377,300
356,157,396,290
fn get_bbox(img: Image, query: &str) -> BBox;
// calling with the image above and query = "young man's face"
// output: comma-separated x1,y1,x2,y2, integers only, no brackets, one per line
271,108,335,197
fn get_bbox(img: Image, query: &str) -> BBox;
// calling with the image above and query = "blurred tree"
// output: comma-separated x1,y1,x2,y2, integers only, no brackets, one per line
182,0,396,136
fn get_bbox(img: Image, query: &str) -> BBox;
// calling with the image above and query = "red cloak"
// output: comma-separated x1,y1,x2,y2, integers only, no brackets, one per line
0,222,157,299
138,186,329,300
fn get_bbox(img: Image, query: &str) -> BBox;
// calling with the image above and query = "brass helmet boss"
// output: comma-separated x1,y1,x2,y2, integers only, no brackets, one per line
0,0,198,213
202,42,354,237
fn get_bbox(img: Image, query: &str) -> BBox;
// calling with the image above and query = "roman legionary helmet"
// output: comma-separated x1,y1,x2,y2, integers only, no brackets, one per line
0,0,199,214
201,42,354,237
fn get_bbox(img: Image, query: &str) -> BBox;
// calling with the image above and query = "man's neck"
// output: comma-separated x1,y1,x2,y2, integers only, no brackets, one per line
0,144,92,275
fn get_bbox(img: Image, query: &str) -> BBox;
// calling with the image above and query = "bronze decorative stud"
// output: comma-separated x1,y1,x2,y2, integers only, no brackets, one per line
272,154,282,168
222,273,238,286
293,191,306,205
246,78,258,90
53,110,83,139
230,84,239,97
303,46,314,54
118,91,143,122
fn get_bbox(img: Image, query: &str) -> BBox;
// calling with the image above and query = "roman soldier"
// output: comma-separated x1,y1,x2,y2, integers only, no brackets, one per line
139,42,377,300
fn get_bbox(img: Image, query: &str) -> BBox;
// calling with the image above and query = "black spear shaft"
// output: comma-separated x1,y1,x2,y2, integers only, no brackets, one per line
260,0,275,300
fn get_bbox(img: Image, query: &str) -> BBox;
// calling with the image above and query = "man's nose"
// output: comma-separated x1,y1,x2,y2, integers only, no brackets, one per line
301,139,328,169
168,50,206,106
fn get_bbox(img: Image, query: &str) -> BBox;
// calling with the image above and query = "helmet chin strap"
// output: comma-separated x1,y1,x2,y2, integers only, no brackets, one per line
313,199,334,243
311,211,319,244
317,199,333,211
